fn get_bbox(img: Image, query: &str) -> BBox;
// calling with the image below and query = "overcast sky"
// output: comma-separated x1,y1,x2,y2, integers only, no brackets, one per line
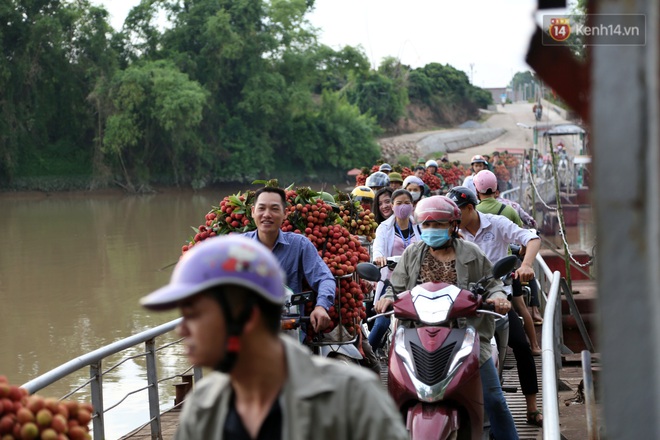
91,0,563,87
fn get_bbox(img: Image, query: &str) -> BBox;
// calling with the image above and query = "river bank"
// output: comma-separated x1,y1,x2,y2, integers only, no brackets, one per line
0,180,347,199
1,113,506,194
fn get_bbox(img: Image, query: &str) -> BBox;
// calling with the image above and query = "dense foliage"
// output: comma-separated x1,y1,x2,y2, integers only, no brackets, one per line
0,0,492,191
408,63,492,118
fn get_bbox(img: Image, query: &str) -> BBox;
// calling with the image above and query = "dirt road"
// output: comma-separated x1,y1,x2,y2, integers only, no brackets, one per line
446,101,569,165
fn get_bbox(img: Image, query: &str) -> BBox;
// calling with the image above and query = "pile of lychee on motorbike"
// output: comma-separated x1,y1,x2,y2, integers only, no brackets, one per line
280,283,381,374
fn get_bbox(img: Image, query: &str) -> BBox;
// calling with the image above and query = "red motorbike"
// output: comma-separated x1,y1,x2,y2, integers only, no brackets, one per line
357,256,517,440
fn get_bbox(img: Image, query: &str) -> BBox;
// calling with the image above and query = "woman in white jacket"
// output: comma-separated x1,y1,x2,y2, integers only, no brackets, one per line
368,189,422,351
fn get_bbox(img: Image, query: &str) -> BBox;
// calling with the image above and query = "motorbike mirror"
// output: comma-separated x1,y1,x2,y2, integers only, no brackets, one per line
492,255,519,279
290,291,313,306
356,262,381,282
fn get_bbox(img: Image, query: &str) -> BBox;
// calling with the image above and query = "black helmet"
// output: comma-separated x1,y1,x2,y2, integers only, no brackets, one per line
447,186,479,208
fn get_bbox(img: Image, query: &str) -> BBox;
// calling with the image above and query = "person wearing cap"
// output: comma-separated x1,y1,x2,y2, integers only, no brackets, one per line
473,170,522,226
388,172,403,190
365,171,390,192
425,159,448,194
401,175,425,206
473,170,544,325
351,185,376,212
412,166,432,197
245,187,335,332
447,186,543,428
378,163,393,175
462,154,489,195
141,235,408,440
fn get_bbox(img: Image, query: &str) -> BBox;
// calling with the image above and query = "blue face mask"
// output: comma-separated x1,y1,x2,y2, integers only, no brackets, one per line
420,228,451,248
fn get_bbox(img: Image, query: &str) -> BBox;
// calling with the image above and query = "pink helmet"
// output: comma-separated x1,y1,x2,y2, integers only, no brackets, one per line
473,170,498,194
414,196,461,224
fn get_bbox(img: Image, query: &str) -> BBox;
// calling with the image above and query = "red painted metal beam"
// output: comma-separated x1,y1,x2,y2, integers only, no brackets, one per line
525,26,590,122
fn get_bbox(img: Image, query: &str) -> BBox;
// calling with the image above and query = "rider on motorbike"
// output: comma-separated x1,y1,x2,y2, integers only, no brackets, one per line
448,185,544,428
351,186,376,212
246,187,334,333
369,189,422,353
374,196,519,440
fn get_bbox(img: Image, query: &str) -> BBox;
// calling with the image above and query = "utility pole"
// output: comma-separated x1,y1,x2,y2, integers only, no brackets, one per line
469,63,475,84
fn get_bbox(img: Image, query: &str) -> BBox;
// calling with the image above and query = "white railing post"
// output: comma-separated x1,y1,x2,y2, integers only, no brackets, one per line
145,338,162,439
90,361,105,439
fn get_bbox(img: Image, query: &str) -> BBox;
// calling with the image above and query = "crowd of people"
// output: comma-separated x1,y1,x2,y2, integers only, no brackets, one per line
139,151,543,439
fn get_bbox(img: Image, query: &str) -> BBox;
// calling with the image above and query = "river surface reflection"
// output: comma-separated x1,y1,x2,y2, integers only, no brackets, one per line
0,185,288,438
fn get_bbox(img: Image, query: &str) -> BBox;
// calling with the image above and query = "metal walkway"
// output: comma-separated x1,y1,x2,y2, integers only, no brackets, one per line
124,351,545,440
501,348,543,440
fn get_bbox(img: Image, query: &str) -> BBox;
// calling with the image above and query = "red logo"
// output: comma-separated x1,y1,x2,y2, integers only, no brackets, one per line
549,18,571,42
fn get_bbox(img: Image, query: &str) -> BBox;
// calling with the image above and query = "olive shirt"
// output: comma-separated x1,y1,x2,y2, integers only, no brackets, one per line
476,197,522,227
384,239,507,366
174,336,408,440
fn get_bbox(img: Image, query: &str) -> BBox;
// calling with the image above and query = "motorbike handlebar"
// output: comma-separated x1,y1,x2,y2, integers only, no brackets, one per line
366,310,394,323
477,303,506,319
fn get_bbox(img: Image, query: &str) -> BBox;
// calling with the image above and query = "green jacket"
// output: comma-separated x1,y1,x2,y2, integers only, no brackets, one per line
174,336,408,440
385,238,507,365
477,197,522,227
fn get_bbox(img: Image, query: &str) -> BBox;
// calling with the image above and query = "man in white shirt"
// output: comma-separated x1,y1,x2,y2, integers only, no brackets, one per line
447,186,544,428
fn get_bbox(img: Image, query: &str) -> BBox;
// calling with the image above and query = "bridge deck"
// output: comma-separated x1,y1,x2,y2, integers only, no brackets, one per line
122,334,595,439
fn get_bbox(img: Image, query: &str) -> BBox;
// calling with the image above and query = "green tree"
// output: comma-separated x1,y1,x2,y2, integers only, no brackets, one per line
135,0,381,183
103,60,207,191
309,44,370,92
0,0,117,185
566,0,587,59
468,86,493,108
510,70,543,101
406,62,487,123
346,70,407,126
303,91,381,170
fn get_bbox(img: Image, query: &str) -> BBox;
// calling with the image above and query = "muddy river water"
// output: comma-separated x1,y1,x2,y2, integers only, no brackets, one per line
0,186,268,438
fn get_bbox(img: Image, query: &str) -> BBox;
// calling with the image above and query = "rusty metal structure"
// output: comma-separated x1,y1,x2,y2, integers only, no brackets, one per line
528,0,660,438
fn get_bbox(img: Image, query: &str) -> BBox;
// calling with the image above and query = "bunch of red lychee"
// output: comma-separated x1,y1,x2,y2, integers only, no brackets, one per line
0,376,92,440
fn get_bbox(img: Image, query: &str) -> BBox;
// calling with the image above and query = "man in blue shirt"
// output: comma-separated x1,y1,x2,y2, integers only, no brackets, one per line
244,187,334,332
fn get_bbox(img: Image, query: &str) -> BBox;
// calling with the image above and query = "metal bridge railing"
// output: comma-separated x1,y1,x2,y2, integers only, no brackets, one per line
20,255,567,440
21,317,200,440
535,253,562,440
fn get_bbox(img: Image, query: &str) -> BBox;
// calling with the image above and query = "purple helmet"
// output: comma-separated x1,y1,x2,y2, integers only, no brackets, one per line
141,235,286,310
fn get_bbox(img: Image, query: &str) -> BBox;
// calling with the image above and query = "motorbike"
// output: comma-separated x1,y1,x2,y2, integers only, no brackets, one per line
534,106,542,121
363,256,402,361
357,255,518,440
281,288,379,373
